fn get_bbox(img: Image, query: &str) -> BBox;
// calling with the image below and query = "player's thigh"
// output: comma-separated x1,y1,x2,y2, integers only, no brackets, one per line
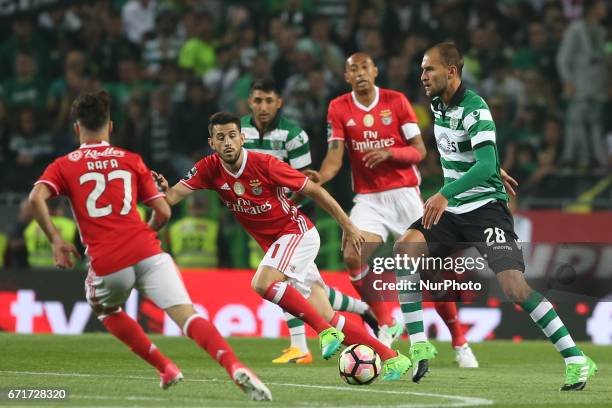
350,194,389,242
258,228,321,298
387,187,425,240
306,280,334,321
398,211,460,258
134,253,193,310
85,267,136,313
461,201,525,274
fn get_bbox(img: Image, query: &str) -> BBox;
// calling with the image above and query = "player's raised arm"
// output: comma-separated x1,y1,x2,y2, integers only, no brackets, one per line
300,178,364,253
28,183,80,268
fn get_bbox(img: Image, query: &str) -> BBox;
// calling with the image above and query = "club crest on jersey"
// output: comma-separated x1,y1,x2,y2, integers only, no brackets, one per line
270,140,283,150
249,179,263,195
183,166,198,181
380,109,392,125
450,117,459,130
68,150,83,162
233,181,246,196
363,114,374,127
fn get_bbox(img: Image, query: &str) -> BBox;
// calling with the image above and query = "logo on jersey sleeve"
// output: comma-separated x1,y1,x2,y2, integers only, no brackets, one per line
363,114,374,127
183,166,198,181
68,150,83,162
233,181,246,196
249,179,263,195
380,109,392,125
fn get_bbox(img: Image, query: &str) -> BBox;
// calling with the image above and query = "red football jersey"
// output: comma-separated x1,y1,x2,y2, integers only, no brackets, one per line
327,87,422,193
35,142,164,275
180,150,314,251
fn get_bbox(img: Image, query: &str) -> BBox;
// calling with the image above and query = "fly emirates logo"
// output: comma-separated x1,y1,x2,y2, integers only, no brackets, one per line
224,197,272,215
351,130,395,151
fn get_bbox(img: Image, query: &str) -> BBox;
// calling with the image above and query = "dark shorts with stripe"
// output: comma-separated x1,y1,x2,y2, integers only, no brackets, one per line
409,200,525,273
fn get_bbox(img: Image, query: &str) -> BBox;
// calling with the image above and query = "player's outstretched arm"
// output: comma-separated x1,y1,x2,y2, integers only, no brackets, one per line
153,171,194,206
28,184,80,268
301,179,365,253
308,140,345,185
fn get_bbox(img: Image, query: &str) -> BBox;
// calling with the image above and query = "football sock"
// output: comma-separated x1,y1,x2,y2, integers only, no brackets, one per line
520,291,585,365
184,314,242,375
395,266,427,343
101,310,170,372
284,312,309,353
434,302,467,348
263,281,331,333
330,312,396,361
350,266,394,326
326,286,369,315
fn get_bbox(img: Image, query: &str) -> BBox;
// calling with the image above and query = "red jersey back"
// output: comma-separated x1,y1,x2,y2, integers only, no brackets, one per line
35,142,164,275
180,150,314,251
327,87,422,193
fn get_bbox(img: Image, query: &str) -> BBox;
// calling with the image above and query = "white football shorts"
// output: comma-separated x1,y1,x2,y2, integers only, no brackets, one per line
85,252,192,312
350,186,423,241
259,227,324,298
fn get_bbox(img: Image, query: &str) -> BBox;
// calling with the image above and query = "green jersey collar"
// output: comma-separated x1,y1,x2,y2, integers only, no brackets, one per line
432,82,466,113
249,112,282,139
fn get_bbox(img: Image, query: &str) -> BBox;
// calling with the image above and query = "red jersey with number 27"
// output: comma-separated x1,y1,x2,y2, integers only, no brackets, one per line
35,142,164,276
327,87,422,193
180,150,314,251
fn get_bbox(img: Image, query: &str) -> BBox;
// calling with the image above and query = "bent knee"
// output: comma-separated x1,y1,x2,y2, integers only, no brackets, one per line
393,229,426,255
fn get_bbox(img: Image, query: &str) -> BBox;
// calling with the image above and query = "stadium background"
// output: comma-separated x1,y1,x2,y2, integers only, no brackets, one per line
0,0,611,344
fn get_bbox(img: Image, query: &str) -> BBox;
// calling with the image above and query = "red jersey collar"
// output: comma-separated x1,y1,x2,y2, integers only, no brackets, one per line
351,86,380,112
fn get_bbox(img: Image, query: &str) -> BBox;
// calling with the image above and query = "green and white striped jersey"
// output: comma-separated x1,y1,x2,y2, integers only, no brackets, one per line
241,114,312,170
431,86,507,214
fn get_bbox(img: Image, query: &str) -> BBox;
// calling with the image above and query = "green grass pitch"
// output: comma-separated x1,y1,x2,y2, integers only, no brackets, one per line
0,333,610,407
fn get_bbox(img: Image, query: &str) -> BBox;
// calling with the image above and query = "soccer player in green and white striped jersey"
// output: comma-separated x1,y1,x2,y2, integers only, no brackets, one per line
394,42,596,390
243,78,375,364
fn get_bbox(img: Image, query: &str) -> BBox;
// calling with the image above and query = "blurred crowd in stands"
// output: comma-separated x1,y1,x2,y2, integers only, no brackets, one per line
0,0,610,223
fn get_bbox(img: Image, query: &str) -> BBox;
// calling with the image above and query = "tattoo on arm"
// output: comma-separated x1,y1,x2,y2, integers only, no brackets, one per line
329,141,339,150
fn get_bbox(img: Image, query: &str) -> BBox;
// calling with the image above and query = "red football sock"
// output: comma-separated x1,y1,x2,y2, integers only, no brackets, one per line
102,310,170,372
350,267,394,326
331,312,396,361
185,315,242,376
263,281,331,333
434,302,467,348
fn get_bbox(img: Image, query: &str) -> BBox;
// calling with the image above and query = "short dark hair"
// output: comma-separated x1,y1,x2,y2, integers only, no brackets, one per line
250,78,280,95
70,90,111,131
208,111,241,136
429,42,464,75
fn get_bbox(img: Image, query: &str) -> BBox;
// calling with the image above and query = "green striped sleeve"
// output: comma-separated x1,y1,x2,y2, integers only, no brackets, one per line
462,97,496,149
286,125,312,169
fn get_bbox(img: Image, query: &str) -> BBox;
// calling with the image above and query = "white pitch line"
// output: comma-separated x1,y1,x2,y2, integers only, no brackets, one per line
0,370,493,408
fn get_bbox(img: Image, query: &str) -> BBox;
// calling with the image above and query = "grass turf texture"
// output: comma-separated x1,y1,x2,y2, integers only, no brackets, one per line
0,333,610,407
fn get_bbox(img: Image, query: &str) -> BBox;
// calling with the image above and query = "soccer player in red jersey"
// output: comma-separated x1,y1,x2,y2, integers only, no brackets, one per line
155,111,412,381
307,52,477,380
27,91,272,401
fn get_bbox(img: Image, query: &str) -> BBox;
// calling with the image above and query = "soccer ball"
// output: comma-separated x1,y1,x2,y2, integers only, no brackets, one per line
338,344,382,385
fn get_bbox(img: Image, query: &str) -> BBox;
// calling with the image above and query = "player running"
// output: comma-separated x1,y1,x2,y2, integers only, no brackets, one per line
307,52,476,378
28,91,272,401
243,78,377,364
396,41,596,391
155,111,412,381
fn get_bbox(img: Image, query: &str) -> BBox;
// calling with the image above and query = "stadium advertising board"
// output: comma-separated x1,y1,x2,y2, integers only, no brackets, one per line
1,258,610,343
